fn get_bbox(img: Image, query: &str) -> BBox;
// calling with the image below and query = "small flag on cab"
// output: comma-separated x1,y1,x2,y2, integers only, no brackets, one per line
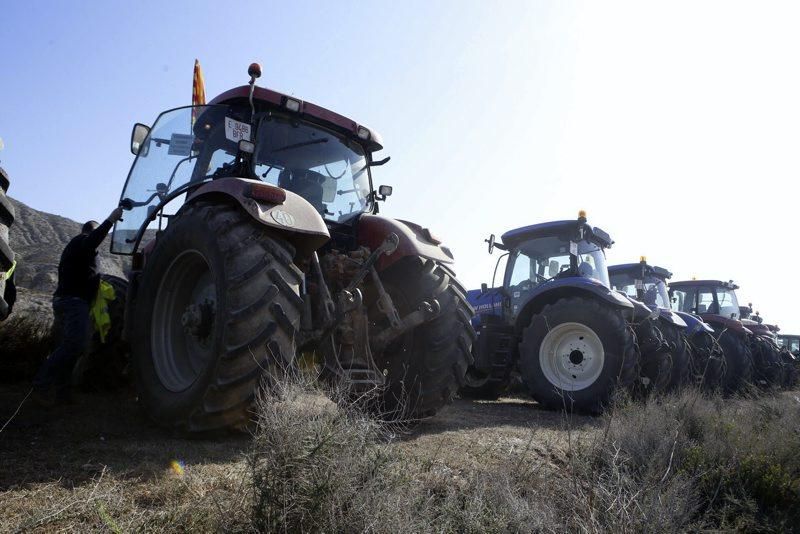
191,59,206,125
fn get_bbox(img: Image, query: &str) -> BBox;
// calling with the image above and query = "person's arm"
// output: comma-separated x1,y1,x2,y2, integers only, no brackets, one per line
84,207,124,250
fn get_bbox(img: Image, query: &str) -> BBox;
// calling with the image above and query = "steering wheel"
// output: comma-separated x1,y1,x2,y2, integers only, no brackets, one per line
323,160,348,180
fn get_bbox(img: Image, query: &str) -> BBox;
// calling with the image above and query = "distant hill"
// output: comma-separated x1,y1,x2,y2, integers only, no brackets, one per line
8,198,128,314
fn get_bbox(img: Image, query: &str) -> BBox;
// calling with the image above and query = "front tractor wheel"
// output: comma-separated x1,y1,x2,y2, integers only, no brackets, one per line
132,202,302,433
520,297,637,413
370,258,474,420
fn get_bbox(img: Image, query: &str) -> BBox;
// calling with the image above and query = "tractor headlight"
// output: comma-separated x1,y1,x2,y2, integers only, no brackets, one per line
285,98,301,112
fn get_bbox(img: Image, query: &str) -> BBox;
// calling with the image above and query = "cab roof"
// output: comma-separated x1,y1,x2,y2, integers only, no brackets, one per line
501,220,613,250
608,263,672,280
210,85,384,152
669,279,739,290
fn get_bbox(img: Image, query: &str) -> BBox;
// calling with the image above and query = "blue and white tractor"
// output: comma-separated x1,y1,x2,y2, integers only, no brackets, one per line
463,212,638,413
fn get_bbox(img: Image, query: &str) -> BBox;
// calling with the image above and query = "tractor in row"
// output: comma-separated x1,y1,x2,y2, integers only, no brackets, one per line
608,261,722,392
463,212,638,413
462,211,799,414
110,64,474,432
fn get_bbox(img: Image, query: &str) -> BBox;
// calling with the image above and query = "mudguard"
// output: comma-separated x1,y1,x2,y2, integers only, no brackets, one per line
628,297,659,322
674,311,713,336
511,277,632,331
658,309,687,328
700,313,753,335
742,320,771,337
356,214,455,271
186,177,330,257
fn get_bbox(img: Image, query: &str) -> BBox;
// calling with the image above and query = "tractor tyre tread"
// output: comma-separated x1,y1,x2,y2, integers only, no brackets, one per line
374,257,475,420
717,330,753,394
132,201,301,433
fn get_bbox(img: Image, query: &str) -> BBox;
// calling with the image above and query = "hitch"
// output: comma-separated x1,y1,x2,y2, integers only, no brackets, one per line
371,298,441,353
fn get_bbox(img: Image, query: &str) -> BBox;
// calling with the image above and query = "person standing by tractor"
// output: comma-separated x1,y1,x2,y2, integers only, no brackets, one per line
32,206,125,406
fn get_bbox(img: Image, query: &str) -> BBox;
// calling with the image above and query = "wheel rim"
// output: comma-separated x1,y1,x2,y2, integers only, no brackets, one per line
151,249,217,392
538,322,605,391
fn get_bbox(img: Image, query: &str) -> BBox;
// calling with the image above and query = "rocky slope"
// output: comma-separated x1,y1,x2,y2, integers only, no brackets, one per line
8,198,128,314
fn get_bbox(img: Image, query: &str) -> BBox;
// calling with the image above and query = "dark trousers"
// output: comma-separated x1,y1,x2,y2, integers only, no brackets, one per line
33,296,91,391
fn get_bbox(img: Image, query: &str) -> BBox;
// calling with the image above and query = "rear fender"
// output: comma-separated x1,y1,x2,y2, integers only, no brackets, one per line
674,311,713,335
700,313,753,335
356,214,455,271
629,298,659,322
513,278,633,333
658,309,688,328
186,177,330,258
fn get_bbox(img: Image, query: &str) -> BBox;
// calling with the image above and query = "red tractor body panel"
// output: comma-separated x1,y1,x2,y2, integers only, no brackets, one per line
701,314,753,335
357,214,455,271
186,177,330,257
210,86,383,151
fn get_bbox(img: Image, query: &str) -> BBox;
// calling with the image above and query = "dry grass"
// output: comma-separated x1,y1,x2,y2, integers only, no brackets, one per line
2,374,799,532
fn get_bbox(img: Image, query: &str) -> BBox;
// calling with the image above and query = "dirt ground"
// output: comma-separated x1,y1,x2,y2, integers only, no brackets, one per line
0,384,601,530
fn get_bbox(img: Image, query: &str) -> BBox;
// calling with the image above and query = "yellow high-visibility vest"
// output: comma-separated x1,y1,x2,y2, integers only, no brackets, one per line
91,280,115,343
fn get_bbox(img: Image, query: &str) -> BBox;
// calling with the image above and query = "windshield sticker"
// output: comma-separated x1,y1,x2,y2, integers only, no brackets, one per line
225,118,251,142
569,241,578,256
167,133,194,156
635,279,644,290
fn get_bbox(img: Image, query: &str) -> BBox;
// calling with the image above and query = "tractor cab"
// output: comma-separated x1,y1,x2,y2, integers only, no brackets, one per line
609,260,672,311
112,64,390,256
669,280,742,320
471,212,618,325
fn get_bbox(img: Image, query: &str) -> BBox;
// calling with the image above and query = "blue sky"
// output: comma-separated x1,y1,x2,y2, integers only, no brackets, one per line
2,1,800,331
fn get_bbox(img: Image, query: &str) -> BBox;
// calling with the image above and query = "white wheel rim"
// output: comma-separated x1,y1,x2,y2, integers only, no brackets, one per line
538,322,605,391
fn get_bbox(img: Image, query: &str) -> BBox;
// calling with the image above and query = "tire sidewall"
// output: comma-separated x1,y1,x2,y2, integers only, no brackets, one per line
521,297,630,410
132,211,228,425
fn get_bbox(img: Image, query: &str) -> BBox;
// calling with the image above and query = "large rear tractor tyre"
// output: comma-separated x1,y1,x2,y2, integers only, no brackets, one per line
686,331,724,390
0,167,15,321
520,297,637,414
370,258,474,420
660,322,690,391
132,202,302,433
633,321,671,397
716,330,753,394
751,339,782,389
72,274,130,390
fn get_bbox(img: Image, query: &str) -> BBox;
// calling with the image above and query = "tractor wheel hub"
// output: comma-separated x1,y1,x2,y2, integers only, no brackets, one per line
181,300,215,339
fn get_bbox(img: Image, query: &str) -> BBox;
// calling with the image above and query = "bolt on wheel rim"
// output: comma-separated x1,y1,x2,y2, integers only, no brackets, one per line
538,322,605,391
151,249,216,393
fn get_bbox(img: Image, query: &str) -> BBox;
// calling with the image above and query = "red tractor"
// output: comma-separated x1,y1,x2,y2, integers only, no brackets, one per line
112,64,474,432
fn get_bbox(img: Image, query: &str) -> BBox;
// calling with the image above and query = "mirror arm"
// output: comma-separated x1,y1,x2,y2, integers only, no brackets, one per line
369,156,391,167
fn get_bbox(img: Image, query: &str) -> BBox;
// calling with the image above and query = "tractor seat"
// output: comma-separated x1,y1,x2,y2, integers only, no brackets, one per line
278,169,326,214
578,262,594,278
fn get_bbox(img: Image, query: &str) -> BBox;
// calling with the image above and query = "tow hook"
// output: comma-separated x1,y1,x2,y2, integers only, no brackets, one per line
371,297,441,352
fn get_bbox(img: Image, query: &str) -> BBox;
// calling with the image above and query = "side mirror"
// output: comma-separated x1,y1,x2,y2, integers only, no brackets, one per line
486,234,496,254
481,282,488,294
131,123,150,155
376,185,392,201
548,260,560,277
